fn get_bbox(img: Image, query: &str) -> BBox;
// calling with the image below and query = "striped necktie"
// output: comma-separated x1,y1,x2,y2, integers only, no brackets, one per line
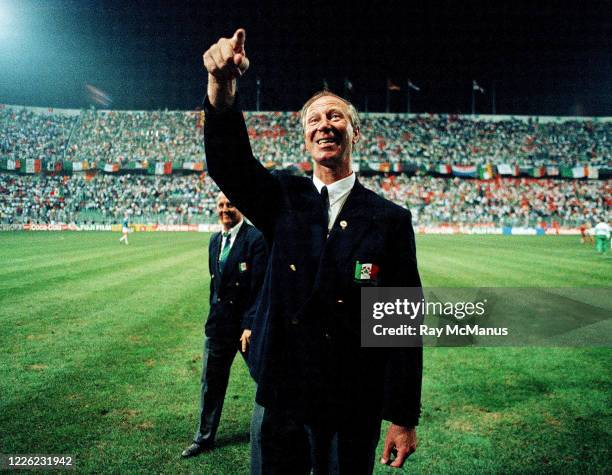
219,232,231,272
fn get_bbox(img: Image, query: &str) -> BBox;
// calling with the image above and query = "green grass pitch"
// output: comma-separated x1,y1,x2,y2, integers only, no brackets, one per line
0,232,610,474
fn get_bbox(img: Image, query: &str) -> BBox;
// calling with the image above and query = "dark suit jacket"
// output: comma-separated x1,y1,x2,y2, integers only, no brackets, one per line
204,100,422,427
205,222,268,340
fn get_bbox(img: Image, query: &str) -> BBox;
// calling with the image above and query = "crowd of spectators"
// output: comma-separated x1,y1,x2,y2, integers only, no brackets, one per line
1,105,610,169
361,175,610,226
1,173,608,227
65,109,205,165
0,107,77,162
0,173,219,225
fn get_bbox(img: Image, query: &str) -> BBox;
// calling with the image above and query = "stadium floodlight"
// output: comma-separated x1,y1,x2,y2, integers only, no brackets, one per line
0,0,15,41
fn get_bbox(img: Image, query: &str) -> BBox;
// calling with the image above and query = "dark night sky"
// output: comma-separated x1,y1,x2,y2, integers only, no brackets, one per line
0,0,610,115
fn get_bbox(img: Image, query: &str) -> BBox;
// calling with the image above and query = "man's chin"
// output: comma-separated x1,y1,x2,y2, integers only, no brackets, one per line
313,155,342,167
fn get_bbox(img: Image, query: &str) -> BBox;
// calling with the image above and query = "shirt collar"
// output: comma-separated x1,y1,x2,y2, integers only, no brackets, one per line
312,172,356,206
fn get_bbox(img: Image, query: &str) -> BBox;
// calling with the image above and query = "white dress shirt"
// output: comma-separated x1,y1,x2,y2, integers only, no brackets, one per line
313,173,356,231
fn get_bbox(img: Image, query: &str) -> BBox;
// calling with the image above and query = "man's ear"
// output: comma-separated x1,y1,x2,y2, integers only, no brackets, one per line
352,127,361,144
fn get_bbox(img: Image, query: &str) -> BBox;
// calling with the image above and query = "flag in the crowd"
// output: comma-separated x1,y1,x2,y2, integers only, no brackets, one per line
85,84,112,107
72,161,84,172
387,79,401,91
436,164,452,174
367,162,391,173
529,166,546,178
452,164,477,177
392,162,404,172
125,160,147,170
182,161,204,171
103,163,120,173
472,80,485,93
561,166,588,179
6,159,19,171
25,159,41,174
496,163,520,176
497,163,512,175
546,166,559,176
588,167,599,179
43,160,63,174
478,164,494,180
407,80,421,92
154,162,173,175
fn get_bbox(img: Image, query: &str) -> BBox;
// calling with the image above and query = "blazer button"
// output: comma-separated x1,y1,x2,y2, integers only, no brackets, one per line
289,264,297,271
325,333,332,341
229,300,234,305
291,318,299,325
336,299,344,304
235,282,240,286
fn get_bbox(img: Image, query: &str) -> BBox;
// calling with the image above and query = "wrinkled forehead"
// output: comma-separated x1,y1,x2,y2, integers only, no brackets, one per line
305,96,350,117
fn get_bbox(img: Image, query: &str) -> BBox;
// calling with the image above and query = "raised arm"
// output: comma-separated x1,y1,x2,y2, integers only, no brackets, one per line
202,29,280,238
203,28,249,111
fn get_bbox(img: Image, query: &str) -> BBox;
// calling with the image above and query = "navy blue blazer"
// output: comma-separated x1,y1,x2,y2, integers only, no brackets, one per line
204,100,422,427
205,222,267,339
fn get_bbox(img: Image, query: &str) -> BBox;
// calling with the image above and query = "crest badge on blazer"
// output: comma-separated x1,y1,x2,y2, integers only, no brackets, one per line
354,261,379,282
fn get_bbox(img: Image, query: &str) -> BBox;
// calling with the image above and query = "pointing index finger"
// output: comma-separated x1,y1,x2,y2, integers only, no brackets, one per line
231,28,246,52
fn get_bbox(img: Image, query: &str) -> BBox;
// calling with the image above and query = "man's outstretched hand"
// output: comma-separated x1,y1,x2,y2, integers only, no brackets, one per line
380,424,417,468
203,28,249,110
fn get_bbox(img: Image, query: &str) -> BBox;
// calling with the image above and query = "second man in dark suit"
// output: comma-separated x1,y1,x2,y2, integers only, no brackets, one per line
182,192,267,458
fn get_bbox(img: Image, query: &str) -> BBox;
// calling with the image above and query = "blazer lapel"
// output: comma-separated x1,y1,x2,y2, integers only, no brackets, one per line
210,232,221,297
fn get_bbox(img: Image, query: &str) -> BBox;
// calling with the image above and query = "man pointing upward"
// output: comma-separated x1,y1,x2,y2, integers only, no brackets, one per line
202,28,423,474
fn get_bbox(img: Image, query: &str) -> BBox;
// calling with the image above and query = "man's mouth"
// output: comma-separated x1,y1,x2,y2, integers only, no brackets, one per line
316,138,337,145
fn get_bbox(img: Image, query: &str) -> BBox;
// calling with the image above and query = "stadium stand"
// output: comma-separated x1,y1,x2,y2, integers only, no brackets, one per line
0,173,609,228
0,104,610,228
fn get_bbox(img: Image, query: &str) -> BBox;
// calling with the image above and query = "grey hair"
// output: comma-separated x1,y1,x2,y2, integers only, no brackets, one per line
300,91,361,132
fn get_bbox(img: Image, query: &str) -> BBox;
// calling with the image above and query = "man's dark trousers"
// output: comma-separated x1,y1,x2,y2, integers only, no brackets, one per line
193,222,267,447
195,337,248,445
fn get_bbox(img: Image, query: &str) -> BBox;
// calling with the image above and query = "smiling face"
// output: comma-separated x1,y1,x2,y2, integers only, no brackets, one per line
216,193,242,231
302,94,360,171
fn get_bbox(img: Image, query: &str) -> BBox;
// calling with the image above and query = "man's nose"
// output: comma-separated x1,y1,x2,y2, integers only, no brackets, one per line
317,118,332,130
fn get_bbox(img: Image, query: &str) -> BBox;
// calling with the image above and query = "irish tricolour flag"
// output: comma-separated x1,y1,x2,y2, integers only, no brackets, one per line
354,261,379,281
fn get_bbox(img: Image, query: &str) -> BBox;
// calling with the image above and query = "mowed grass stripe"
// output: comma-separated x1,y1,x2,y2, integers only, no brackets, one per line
0,257,208,373
0,242,205,299
417,236,609,287
0,243,208,320
423,248,604,287
2,246,206,349
0,238,193,279
1,267,206,409
1,245,209,436
0,232,207,270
